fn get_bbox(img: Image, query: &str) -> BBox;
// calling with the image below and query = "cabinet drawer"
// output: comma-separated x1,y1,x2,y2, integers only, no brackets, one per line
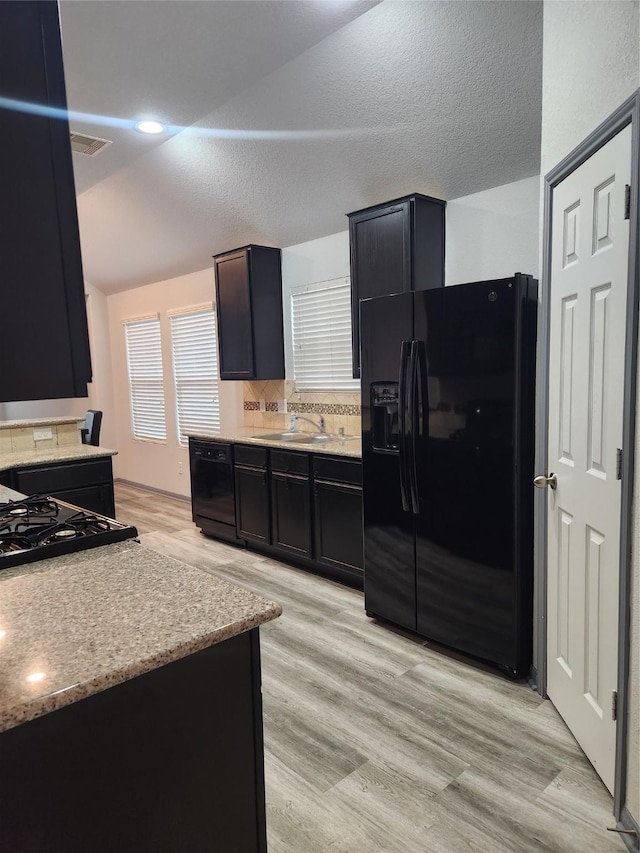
270,450,309,476
15,457,113,494
313,456,362,486
234,444,267,469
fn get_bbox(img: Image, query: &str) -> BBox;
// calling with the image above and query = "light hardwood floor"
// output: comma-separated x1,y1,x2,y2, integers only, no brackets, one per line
115,482,624,852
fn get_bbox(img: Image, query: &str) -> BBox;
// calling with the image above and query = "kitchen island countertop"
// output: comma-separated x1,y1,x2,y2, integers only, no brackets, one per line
187,425,362,458
0,443,117,473
0,416,84,430
0,537,282,733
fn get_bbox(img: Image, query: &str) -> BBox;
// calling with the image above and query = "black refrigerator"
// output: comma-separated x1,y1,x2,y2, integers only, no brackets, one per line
361,274,537,676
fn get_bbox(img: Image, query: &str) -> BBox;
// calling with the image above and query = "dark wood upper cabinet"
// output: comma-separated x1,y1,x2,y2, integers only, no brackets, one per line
348,193,445,378
0,1,92,403
213,245,284,381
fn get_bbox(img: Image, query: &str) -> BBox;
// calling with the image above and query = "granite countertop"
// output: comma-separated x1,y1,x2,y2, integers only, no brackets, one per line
0,485,25,503
188,426,362,459
0,539,282,733
0,444,117,473
0,416,84,430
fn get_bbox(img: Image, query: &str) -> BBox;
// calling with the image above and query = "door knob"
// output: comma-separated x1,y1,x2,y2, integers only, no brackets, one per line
533,473,557,490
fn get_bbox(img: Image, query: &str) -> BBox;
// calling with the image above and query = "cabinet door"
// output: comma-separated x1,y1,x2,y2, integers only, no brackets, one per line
0,2,92,402
349,201,411,378
215,251,255,380
313,480,363,572
50,484,115,518
235,465,270,543
270,473,312,559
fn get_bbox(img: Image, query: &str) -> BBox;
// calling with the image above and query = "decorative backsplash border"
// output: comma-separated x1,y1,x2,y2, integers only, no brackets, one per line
287,401,360,416
243,400,360,416
242,379,361,435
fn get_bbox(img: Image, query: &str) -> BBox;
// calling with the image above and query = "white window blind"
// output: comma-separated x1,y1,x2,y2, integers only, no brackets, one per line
291,277,358,391
170,307,220,444
124,316,167,441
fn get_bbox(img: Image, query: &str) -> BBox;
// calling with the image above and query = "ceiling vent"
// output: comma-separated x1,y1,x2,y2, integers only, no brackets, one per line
70,132,112,157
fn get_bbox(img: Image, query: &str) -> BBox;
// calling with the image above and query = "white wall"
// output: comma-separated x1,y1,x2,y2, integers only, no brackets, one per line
445,176,540,286
84,282,115,448
540,0,640,821
0,396,87,422
107,268,242,497
541,0,639,176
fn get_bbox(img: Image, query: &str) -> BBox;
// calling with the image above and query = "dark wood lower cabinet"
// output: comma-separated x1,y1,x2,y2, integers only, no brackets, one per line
271,472,312,558
314,478,364,573
0,631,267,853
235,464,270,543
220,446,363,585
7,456,115,517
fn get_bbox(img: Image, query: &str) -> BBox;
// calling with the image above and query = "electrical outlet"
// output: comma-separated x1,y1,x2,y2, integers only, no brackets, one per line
33,427,53,441
178,461,183,475
277,399,287,413
259,398,266,412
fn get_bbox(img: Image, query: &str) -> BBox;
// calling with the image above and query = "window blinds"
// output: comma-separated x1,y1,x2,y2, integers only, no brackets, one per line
291,277,358,391
124,316,167,441
170,307,220,443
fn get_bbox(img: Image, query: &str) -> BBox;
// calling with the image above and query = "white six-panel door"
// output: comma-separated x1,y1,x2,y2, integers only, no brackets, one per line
546,125,631,794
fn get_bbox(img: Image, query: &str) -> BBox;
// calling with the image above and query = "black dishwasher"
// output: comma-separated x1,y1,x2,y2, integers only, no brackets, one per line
189,439,237,541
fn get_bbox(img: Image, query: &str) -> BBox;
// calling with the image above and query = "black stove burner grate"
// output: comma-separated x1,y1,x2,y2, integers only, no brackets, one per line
0,495,60,525
0,534,32,555
0,496,138,570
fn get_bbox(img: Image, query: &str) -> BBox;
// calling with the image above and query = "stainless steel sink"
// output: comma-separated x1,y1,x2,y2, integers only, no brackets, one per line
252,432,334,443
252,432,313,442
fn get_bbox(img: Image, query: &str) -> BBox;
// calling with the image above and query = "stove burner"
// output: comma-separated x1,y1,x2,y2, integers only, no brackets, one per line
0,497,59,524
15,512,115,546
0,496,138,571
52,528,77,540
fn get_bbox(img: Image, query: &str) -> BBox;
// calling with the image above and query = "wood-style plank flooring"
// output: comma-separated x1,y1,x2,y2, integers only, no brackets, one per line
115,482,624,852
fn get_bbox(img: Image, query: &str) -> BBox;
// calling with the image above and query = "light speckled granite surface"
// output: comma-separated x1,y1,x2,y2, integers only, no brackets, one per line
0,539,282,733
0,485,25,503
0,444,117,473
0,416,84,430
187,426,362,458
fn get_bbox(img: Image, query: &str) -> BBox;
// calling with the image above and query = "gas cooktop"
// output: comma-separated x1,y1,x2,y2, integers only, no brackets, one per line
0,495,139,570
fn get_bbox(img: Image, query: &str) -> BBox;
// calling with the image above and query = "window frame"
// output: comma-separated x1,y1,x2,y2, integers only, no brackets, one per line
123,313,167,444
168,303,221,446
290,276,359,393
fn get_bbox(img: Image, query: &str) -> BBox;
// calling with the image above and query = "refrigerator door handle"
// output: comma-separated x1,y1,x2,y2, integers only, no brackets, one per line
398,340,411,513
407,340,420,515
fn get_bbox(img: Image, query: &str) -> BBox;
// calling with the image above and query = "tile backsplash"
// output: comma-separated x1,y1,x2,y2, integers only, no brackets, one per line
0,421,82,455
243,380,361,436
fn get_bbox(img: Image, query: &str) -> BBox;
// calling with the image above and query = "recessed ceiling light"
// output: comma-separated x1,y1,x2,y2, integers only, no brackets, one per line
135,120,165,135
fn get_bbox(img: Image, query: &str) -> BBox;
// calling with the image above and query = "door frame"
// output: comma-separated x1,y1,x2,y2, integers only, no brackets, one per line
535,90,640,830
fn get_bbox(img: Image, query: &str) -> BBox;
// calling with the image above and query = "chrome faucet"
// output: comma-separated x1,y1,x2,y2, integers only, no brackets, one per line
290,414,326,434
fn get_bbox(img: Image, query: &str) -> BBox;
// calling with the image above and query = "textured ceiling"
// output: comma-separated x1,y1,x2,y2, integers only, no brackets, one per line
60,0,543,295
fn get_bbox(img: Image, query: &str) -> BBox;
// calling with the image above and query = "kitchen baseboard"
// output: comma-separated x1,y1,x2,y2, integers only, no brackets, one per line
114,478,190,504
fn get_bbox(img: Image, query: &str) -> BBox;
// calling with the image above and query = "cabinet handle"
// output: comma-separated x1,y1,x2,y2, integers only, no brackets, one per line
314,479,362,493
